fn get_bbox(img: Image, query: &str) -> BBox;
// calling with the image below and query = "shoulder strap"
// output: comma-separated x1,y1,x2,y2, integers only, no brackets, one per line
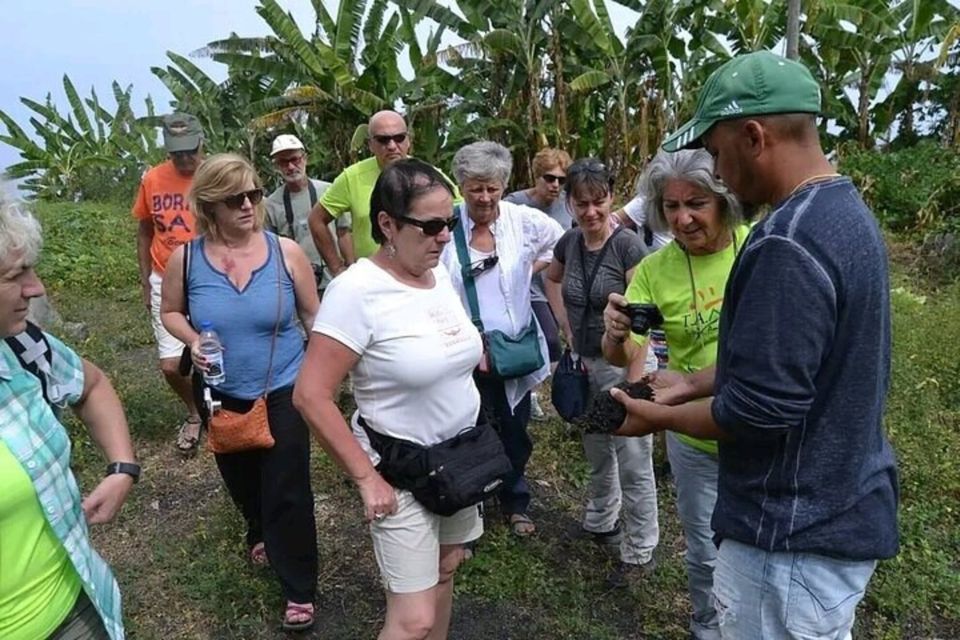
182,240,192,320
282,181,319,235
575,226,623,351
452,205,485,333
4,321,55,408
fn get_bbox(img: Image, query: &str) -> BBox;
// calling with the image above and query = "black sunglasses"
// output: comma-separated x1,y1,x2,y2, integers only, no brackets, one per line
465,254,499,278
541,173,566,185
372,132,408,146
399,214,459,236
220,189,264,210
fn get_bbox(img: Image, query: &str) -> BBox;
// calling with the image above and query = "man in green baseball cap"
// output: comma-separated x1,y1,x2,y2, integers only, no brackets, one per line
609,50,900,639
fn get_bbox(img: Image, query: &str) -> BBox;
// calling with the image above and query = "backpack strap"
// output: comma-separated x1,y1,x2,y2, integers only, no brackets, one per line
4,320,55,408
282,181,318,236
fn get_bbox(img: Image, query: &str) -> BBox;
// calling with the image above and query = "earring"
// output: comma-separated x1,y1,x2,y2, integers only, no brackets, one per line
386,242,397,258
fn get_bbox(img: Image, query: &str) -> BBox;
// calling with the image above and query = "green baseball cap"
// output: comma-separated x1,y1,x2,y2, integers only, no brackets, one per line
162,113,204,153
662,51,821,152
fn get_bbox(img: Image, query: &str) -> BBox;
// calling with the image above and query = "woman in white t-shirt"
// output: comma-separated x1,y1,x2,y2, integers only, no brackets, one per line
293,159,483,640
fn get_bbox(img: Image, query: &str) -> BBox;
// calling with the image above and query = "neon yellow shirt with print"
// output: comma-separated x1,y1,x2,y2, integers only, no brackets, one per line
320,157,462,259
625,224,751,455
0,442,82,640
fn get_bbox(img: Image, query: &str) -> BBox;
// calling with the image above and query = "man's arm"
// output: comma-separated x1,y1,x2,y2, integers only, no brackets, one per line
308,202,346,276
73,359,137,524
136,219,154,311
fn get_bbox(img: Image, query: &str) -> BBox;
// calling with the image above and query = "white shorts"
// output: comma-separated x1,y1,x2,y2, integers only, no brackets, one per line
149,271,186,360
370,489,483,594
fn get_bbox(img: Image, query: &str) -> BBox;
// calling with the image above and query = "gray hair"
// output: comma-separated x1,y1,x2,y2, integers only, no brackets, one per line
0,197,43,266
452,141,512,188
638,149,743,233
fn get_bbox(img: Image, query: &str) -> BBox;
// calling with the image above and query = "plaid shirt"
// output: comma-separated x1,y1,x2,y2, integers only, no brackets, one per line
0,331,124,640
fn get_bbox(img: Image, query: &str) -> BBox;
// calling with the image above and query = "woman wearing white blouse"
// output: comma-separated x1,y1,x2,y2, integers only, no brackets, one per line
440,141,564,537
294,159,483,640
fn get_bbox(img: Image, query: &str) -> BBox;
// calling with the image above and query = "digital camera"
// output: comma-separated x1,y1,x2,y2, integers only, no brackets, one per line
624,303,664,336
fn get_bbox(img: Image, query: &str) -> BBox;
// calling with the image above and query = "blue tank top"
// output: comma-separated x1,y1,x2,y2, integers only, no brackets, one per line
187,232,304,399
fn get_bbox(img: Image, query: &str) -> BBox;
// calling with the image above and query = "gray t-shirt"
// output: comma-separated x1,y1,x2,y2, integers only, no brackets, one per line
505,189,573,302
554,227,647,357
265,178,348,287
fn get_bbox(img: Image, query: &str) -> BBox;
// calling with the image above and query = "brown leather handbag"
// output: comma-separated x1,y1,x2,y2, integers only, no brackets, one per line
206,237,283,454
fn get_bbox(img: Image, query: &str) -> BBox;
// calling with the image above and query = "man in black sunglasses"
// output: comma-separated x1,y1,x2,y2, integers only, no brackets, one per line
308,110,460,278
131,112,205,454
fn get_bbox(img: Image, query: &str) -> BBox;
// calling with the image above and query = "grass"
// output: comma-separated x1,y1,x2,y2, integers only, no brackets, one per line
33,200,960,639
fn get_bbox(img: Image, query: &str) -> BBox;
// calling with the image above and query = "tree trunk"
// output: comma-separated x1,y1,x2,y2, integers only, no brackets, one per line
786,0,801,60
551,19,568,151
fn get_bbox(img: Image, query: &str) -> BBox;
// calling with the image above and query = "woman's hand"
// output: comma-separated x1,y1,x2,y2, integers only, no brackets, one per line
82,474,134,525
190,338,209,373
356,472,398,522
603,293,633,343
648,370,696,406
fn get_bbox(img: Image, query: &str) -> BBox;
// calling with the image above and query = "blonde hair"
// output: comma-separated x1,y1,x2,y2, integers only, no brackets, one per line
189,153,265,240
0,197,42,266
532,147,572,178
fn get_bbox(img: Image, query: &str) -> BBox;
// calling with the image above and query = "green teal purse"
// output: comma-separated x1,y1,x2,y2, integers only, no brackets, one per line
453,208,544,379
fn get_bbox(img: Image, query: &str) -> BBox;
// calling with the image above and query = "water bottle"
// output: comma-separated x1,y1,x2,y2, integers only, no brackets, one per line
198,321,225,386
649,329,669,371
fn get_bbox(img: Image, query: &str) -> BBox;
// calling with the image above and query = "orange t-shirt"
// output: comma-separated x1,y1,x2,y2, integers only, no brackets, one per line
131,160,197,274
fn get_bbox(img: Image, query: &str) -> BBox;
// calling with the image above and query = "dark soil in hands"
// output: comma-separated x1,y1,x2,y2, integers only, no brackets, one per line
577,378,655,434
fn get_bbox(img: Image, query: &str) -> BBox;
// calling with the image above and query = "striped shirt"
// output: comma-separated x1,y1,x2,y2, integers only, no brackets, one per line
0,331,124,640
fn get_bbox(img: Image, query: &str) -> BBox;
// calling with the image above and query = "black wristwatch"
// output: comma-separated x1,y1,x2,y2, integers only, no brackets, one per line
105,462,141,483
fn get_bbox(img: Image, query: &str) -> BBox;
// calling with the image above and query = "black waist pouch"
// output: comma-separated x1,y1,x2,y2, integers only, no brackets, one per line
359,416,513,517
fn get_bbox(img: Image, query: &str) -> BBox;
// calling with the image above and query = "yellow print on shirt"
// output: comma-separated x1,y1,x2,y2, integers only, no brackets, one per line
683,285,723,342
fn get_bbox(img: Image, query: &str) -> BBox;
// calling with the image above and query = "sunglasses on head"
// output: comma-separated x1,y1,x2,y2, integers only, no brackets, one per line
464,254,499,278
399,214,459,236
541,173,566,185
372,132,408,146
220,189,264,210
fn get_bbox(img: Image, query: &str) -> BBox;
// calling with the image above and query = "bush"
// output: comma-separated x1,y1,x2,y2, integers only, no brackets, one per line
839,142,960,233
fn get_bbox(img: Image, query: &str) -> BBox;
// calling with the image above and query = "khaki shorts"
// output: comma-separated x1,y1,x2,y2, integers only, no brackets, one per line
370,489,483,594
149,271,186,360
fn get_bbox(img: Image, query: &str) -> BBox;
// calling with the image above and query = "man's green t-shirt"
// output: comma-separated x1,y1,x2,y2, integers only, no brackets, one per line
320,156,462,259
624,225,751,455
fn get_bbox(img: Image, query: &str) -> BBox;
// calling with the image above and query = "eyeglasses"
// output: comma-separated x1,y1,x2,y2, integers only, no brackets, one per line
371,132,408,146
171,147,200,159
541,173,566,185
220,189,264,210
273,154,305,167
398,214,459,236
464,254,499,278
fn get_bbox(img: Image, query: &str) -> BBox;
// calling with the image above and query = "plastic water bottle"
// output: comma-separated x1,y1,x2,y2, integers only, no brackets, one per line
198,321,225,386
649,329,669,370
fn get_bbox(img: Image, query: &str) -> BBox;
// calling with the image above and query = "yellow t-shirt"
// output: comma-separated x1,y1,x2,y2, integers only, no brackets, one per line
0,443,81,639
320,157,462,259
624,225,751,455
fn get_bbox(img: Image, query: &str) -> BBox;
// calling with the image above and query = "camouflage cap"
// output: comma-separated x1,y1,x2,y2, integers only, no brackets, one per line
162,113,204,153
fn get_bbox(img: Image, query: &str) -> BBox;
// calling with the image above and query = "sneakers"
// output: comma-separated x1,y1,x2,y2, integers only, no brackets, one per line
605,556,657,589
530,391,547,422
567,520,623,547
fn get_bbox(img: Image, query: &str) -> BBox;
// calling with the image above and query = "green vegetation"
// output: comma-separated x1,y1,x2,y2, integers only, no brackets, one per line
4,0,960,208
35,197,959,638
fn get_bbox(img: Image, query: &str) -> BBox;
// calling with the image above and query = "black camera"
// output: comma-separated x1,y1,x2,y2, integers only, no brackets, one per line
624,303,664,335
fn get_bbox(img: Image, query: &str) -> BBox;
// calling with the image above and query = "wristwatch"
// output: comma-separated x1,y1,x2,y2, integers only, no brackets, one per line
105,462,141,483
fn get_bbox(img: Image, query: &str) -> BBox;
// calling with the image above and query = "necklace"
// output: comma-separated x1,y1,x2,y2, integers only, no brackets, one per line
788,173,841,198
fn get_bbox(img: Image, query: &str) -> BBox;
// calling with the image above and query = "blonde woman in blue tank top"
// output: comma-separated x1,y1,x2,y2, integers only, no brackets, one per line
160,153,321,632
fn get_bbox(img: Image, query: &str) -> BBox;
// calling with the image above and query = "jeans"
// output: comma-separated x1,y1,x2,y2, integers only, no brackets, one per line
580,356,659,565
714,539,877,640
667,432,721,640
213,385,318,603
475,375,532,515
49,591,109,640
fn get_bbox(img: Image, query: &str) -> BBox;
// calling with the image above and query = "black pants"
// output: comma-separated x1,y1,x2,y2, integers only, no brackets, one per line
212,385,318,603
475,375,533,515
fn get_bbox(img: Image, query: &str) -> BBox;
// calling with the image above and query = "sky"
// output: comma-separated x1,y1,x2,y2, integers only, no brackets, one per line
0,1,649,198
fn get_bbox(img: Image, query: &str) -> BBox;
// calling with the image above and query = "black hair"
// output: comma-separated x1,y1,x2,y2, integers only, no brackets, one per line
564,157,615,201
369,158,456,245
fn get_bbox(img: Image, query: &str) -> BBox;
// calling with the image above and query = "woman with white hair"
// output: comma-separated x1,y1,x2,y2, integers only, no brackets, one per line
0,200,136,639
440,141,564,537
602,149,748,640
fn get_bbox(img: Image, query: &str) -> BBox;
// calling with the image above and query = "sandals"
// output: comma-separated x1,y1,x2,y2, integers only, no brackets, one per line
175,415,203,455
250,542,269,568
507,513,536,538
282,602,315,632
